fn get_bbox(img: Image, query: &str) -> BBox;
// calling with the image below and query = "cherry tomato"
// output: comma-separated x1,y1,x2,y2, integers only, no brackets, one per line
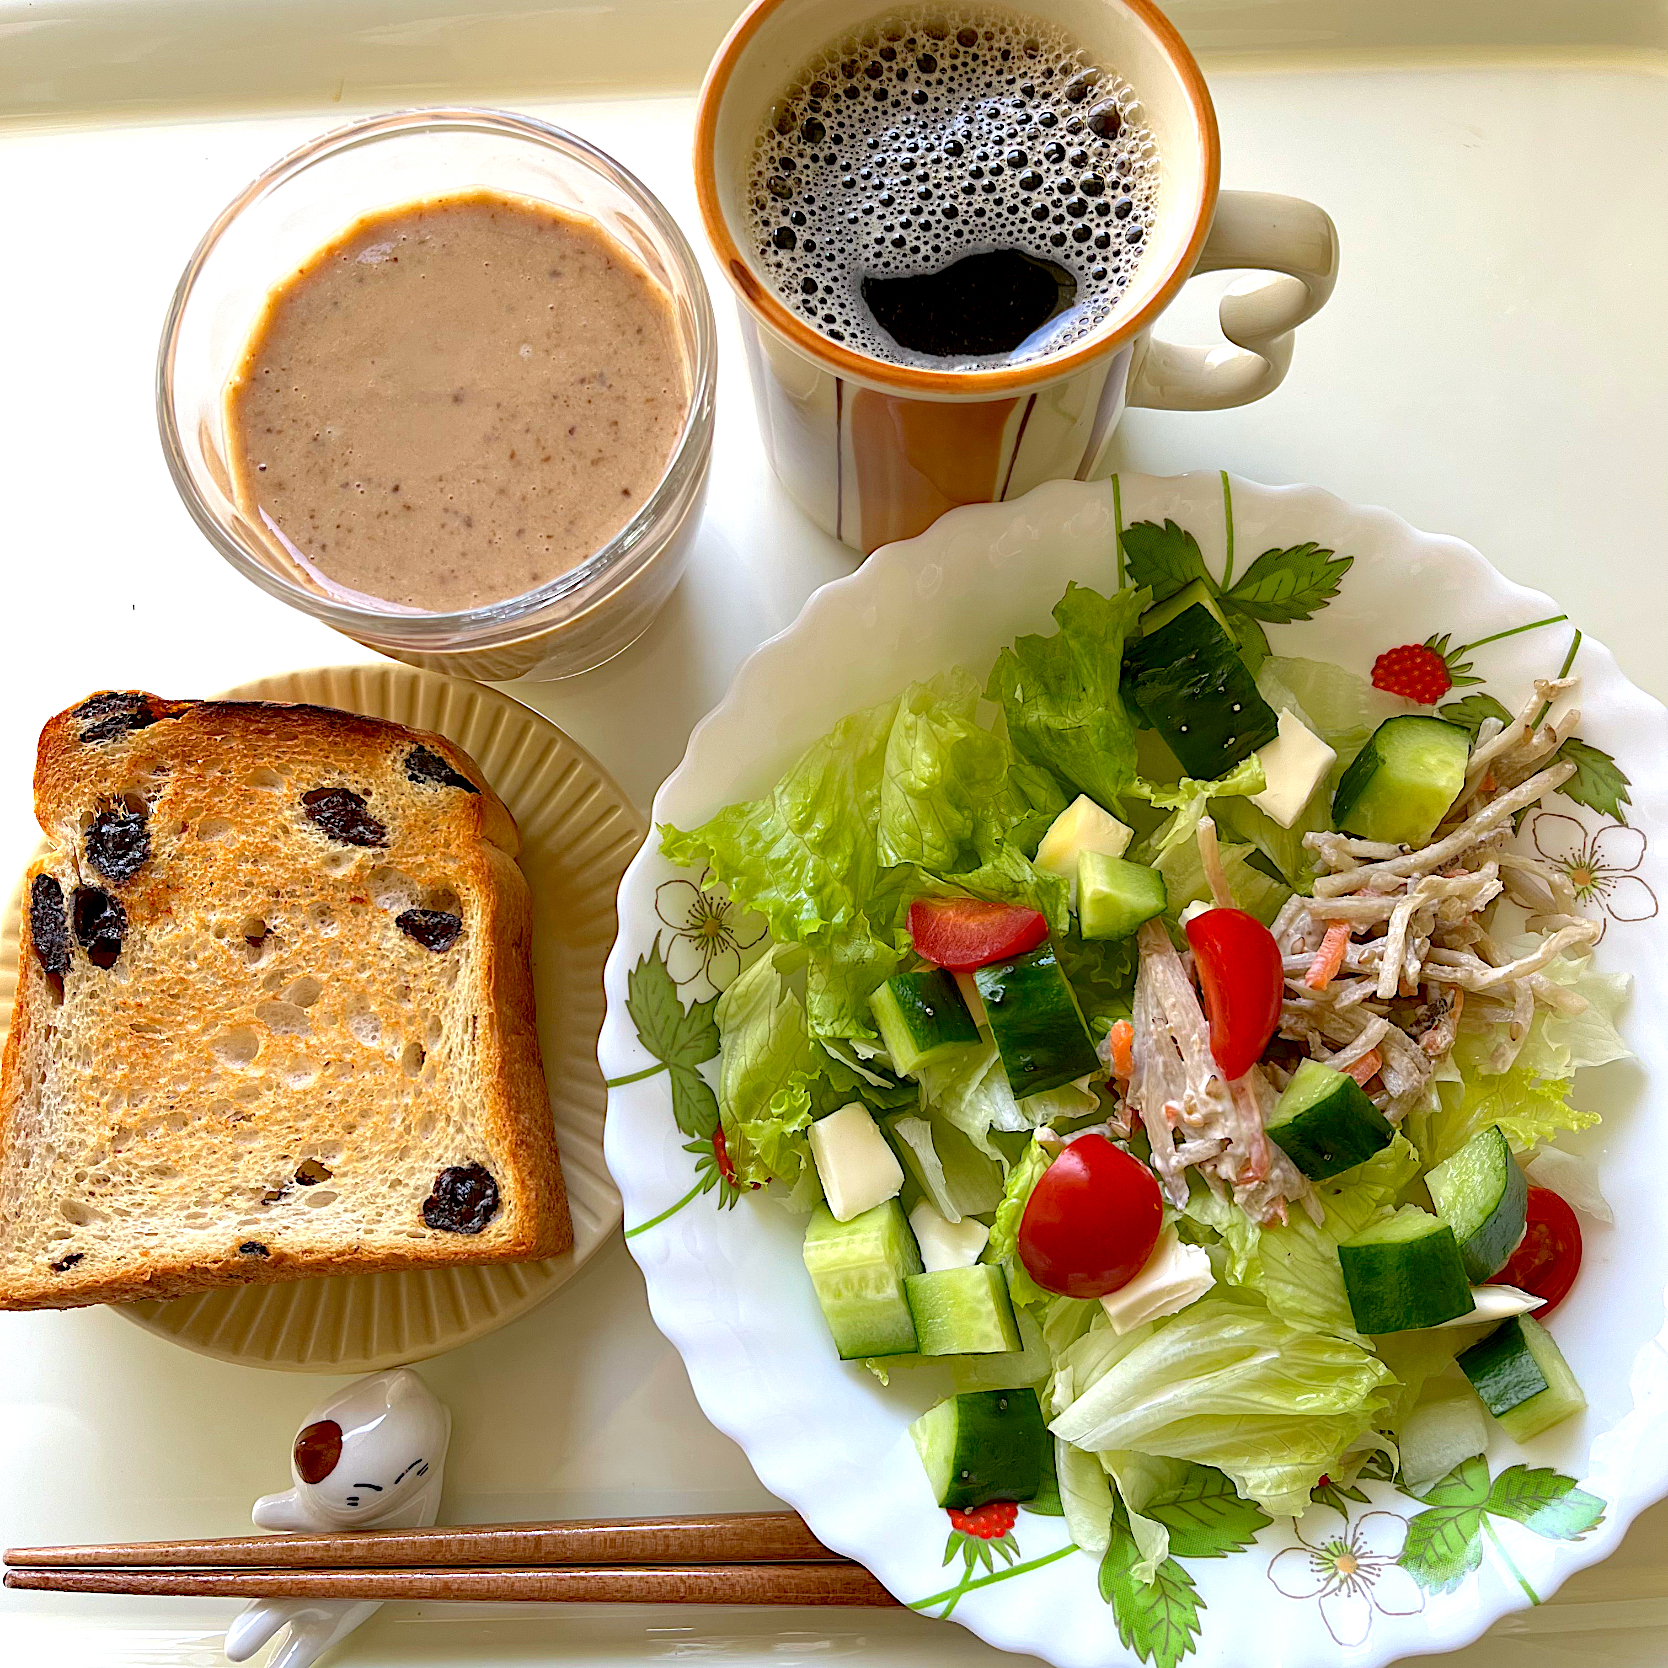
1184,907,1284,1081
1497,1186,1583,1316
1017,1134,1163,1299
908,897,1049,972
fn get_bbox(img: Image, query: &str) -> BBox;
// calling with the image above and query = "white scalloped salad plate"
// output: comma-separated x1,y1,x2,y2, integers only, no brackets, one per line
600,473,1667,1668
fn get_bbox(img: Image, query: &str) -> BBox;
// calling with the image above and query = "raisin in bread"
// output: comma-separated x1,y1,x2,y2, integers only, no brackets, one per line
0,690,570,1310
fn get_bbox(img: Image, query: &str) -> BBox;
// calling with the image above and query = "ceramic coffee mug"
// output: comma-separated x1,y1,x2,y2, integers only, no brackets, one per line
696,0,1338,553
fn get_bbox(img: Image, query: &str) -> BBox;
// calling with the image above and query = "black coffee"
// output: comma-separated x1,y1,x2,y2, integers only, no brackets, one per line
861,248,1077,358
746,5,1159,370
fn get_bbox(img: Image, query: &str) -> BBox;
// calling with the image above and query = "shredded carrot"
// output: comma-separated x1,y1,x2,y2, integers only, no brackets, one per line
1481,771,1498,794
1304,921,1352,990
1343,1049,1382,1087
1108,1019,1135,1081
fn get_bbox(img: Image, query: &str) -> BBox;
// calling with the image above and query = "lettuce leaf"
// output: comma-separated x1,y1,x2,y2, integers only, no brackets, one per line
803,915,911,1043
1177,1178,1261,1283
1138,752,1268,818
714,944,910,1195
918,1039,1098,1158
1257,656,1410,770
984,1133,1055,1308
1416,1057,1600,1167
1056,1439,1116,1557
1488,936,1632,1079
713,945,820,1191
1055,922,1138,1027
1040,1291,1102,1356
985,582,1146,810
1126,755,1291,924
878,669,1065,873
1049,1290,1392,1518
1134,752,1267,863
1154,833,1291,928
662,698,896,944
1098,1451,1179,1582
1371,1328,1474,1444
666,671,1071,1044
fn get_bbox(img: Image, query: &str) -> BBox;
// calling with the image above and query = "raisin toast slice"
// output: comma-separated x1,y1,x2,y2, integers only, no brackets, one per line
0,691,570,1310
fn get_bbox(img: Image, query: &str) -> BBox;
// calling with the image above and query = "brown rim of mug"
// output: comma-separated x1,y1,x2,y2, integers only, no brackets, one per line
693,0,1221,399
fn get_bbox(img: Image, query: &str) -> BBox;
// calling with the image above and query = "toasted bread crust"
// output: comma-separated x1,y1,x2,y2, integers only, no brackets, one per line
0,692,570,1310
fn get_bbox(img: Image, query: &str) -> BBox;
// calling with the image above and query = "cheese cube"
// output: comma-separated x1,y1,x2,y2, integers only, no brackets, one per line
909,1201,991,1271
1036,796,1134,907
1250,709,1337,829
809,1103,904,1222
1099,1224,1215,1334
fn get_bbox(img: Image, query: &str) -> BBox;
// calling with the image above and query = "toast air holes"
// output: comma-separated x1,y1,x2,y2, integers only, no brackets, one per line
211,1026,261,1071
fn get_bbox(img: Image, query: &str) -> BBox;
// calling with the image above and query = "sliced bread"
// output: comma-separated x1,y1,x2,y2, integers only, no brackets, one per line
0,690,570,1310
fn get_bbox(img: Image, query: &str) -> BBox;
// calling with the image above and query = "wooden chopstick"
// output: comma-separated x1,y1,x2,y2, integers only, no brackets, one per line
3,1562,899,1606
5,1510,836,1571
1,1511,899,1607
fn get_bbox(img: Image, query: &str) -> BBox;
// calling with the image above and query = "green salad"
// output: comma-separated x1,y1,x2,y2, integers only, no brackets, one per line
659,566,1628,1552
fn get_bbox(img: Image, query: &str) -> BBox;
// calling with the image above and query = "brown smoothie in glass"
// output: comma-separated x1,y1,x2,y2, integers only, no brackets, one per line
225,188,688,613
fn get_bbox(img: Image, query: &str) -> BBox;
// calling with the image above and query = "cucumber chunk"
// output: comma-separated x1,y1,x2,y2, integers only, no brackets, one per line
1330,715,1470,847
801,1199,922,1360
1266,1058,1394,1180
906,1264,1022,1355
1427,1125,1529,1282
1127,605,1279,779
1077,852,1168,941
910,1388,1046,1507
1459,1314,1586,1440
1339,1205,1476,1332
1140,577,1237,641
975,946,1101,1100
871,970,980,1075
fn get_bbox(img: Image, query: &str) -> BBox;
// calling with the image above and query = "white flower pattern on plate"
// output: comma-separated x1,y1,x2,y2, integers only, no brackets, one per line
1531,813,1657,944
1268,1510,1425,1648
653,874,767,1000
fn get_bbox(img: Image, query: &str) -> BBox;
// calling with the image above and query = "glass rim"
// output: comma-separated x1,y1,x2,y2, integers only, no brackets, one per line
157,105,718,647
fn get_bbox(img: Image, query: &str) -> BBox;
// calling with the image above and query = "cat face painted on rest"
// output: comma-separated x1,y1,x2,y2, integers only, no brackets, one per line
252,1368,450,1532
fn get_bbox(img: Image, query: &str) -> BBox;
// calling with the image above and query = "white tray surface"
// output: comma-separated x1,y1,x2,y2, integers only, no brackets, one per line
0,7,1663,1664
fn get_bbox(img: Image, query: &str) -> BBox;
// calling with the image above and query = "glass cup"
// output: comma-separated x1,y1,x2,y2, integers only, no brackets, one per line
159,108,716,681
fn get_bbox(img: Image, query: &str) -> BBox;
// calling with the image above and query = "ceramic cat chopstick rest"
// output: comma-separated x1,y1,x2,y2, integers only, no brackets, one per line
224,1369,451,1668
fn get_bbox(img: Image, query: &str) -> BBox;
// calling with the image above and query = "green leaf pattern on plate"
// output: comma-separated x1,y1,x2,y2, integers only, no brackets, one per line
1101,1502,1206,1668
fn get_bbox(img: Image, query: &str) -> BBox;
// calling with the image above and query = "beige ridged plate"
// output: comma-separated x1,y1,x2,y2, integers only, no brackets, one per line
0,664,643,1371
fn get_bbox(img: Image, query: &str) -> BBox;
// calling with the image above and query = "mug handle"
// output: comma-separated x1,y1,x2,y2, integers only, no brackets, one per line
1125,191,1339,411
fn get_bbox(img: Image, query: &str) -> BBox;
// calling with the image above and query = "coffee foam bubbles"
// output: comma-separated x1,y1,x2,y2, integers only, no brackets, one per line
745,5,1161,371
